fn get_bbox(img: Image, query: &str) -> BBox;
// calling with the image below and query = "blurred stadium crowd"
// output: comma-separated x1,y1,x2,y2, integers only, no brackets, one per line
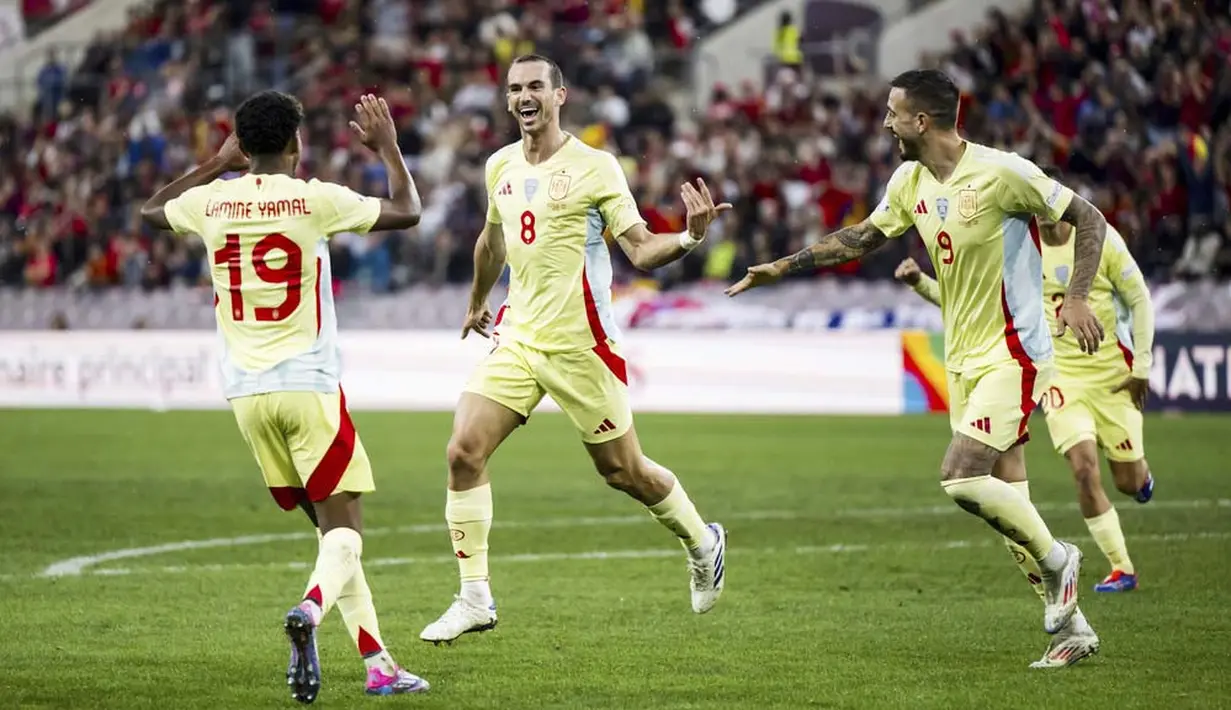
0,0,1228,296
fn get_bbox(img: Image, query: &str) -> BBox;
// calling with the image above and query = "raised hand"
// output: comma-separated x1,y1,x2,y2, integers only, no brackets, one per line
349,94,399,154
215,133,250,171
681,178,733,243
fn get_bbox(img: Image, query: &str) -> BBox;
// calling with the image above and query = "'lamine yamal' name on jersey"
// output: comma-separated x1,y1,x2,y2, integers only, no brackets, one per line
165,173,381,398
1043,225,1154,386
484,136,646,353
870,142,1073,373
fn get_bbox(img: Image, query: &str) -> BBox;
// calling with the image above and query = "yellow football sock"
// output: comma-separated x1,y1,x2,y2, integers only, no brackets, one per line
336,564,399,672
1085,508,1134,574
646,462,711,553
302,527,362,622
942,475,1057,560
1003,481,1045,601
447,484,493,582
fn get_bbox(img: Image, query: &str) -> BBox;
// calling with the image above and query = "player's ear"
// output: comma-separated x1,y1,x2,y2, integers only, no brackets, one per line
555,86,567,107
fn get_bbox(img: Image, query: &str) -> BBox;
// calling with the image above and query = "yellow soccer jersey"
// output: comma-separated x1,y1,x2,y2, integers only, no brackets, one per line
164,173,380,398
485,135,646,352
871,142,1073,374
1043,225,1154,386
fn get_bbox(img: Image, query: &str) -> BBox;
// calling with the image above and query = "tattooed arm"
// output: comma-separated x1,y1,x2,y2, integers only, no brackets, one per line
725,219,888,296
1058,195,1107,299
1052,194,1107,351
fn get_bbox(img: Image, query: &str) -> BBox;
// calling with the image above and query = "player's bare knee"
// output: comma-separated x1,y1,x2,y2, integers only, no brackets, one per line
446,436,487,483
1065,447,1101,490
1110,460,1147,496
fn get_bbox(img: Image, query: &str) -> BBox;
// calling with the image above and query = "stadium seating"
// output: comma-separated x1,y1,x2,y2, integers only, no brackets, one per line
0,0,1227,319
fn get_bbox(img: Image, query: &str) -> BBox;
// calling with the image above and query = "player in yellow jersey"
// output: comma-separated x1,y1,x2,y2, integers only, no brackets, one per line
898,211,1157,596
141,91,429,702
727,70,1111,666
419,54,731,644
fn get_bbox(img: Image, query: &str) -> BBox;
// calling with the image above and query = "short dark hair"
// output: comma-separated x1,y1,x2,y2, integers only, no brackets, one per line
889,69,960,130
234,90,303,157
510,54,565,90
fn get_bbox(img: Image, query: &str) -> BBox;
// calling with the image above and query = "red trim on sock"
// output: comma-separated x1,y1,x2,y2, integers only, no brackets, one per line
304,585,323,607
357,626,383,657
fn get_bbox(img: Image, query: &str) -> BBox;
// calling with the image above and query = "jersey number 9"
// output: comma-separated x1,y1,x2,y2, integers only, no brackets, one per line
214,233,302,321
936,230,954,265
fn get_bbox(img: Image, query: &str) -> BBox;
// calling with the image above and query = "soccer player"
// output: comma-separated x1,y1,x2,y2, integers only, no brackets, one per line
896,212,1156,596
140,91,429,702
419,54,730,644
726,69,1108,663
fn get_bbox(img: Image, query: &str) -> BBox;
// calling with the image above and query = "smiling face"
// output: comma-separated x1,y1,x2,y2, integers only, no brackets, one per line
506,60,566,136
883,87,924,161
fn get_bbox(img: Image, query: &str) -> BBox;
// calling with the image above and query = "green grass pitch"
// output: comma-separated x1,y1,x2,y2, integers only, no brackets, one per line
1,410,1229,709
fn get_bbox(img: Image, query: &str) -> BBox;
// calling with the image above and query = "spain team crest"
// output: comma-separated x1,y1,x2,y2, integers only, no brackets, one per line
958,189,978,219
549,172,571,200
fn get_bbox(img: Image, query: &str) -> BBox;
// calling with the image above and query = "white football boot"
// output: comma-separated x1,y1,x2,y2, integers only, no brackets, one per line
689,523,727,614
1040,540,1082,634
419,596,498,645
1030,608,1100,669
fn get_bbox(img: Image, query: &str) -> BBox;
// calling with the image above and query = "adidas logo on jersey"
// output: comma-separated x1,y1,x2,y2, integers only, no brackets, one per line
498,182,512,196
970,417,991,434
914,200,928,215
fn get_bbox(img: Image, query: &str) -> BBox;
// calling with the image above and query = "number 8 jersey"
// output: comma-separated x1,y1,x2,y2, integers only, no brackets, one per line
871,142,1074,375
484,136,645,353
164,173,380,398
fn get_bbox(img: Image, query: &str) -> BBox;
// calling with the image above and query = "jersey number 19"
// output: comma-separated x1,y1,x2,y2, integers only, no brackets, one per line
214,233,302,322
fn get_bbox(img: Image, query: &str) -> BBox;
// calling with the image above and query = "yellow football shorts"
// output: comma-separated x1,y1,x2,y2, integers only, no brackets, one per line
1041,376,1144,462
230,389,374,510
464,338,632,444
947,359,1053,452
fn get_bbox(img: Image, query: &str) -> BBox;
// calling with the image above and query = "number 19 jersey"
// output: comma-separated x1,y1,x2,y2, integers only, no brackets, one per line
164,173,380,398
870,142,1074,374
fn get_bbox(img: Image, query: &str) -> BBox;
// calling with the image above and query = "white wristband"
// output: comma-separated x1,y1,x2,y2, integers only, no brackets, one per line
678,231,703,251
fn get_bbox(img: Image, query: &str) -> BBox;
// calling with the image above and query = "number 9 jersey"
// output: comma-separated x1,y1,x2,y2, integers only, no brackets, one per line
164,173,381,399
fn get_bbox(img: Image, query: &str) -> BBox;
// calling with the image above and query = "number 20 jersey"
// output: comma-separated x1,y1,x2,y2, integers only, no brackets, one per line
165,173,380,399
870,142,1075,375
484,136,646,353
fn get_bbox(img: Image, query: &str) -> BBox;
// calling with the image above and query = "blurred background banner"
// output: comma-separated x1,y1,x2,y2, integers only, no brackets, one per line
1148,331,1231,413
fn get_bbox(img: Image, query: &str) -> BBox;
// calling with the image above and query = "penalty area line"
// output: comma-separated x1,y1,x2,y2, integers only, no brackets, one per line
30,497,1231,579
26,530,1231,580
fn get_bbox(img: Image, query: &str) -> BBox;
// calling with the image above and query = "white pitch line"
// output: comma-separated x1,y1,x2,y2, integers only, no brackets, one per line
32,497,1231,579
24,530,1231,580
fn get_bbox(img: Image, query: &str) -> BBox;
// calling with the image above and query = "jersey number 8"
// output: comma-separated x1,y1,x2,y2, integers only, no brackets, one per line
214,233,302,322
519,210,536,245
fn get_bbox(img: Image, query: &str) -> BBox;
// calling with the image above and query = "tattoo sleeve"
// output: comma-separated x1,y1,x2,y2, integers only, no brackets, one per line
1059,196,1107,299
780,221,889,274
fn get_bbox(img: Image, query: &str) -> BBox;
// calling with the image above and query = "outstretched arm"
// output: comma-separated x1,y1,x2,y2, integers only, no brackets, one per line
725,219,888,296
615,178,731,271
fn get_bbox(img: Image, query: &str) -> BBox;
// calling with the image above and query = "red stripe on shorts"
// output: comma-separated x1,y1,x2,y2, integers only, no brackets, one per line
1118,340,1133,370
999,284,1038,438
305,388,357,502
1028,217,1042,253
580,267,628,385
